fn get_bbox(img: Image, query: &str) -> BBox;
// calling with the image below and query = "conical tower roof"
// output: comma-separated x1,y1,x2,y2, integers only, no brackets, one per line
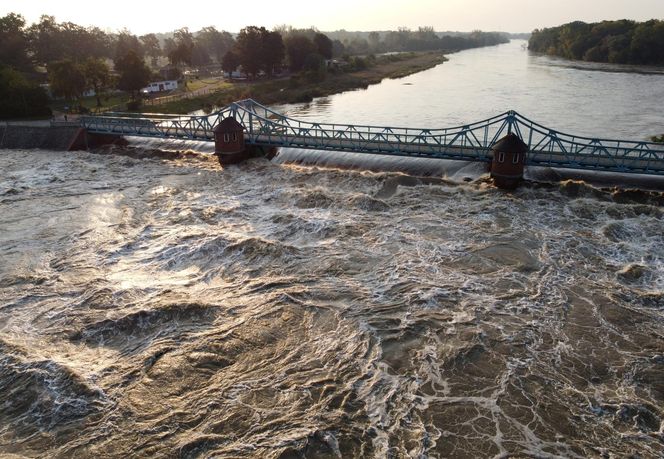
214,117,244,133
492,133,528,153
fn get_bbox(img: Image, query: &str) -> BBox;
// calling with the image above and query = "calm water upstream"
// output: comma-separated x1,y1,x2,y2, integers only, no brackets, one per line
1,41,663,458
277,40,664,140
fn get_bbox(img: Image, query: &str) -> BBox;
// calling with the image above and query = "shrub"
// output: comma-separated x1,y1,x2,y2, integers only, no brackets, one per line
0,66,51,119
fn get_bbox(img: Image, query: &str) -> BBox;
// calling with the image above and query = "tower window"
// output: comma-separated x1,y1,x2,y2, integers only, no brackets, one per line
232,133,238,141
223,133,230,142
497,152,505,163
512,153,520,164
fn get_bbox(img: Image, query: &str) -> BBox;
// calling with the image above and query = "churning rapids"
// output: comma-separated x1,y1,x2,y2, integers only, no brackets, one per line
1,146,663,458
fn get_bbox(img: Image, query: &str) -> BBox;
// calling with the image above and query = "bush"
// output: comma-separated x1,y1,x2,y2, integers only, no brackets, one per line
303,53,327,83
126,99,143,111
350,57,368,71
287,76,302,89
0,66,51,119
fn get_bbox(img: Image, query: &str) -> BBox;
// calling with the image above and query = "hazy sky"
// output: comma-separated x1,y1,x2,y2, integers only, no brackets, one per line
2,0,663,34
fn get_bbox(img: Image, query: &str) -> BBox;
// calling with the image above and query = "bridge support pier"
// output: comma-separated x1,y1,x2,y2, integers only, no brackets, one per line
214,117,278,166
490,133,528,190
214,117,248,166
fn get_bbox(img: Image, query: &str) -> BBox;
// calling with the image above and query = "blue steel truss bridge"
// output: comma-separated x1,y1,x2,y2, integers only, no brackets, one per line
81,99,664,176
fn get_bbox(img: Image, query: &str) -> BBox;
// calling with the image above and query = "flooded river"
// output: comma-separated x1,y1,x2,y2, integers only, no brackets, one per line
1,40,663,458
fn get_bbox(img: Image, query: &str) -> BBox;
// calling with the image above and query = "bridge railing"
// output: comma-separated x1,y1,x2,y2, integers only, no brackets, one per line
509,113,664,173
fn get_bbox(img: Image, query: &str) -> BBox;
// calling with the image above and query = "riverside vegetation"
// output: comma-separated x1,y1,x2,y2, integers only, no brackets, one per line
143,52,449,114
0,12,506,119
528,19,664,66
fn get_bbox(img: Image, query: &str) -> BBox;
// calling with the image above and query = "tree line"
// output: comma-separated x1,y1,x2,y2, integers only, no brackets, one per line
326,28,508,55
0,12,510,118
528,19,664,65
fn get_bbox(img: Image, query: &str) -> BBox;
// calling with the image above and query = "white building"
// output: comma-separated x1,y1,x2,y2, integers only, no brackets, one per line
141,80,179,94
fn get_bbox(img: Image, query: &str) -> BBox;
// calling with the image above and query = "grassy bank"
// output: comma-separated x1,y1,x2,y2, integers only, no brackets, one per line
142,52,447,114
50,93,130,114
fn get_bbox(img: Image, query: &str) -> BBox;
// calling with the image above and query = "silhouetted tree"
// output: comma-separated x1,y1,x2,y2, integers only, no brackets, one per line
196,26,235,63
0,65,51,119
331,39,345,57
346,37,370,54
235,26,265,77
169,27,197,66
285,35,316,72
0,13,32,71
83,57,112,106
27,15,62,65
27,15,114,65
52,22,111,61
168,45,190,66
163,37,176,59
221,50,240,77
191,45,211,67
261,30,285,75
49,59,86,104
140,33,162,67
115,50,151,100
313,32,333,60
367,31,381,53
114,31,143,65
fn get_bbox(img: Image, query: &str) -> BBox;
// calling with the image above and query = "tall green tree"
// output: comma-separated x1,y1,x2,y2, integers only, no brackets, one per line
83,58,112,107
0,65,51,119
140,33,162,67
313,32,333,60
79,26,112,60
196,26,235,63
222,50,240,76
169,27,196,66
115,50,151,100
27,15,62,66
48,59,86,105
163,37,177,60
367,31,381,53
235,26,266,77
261,30,285,75
234,27,285,76
29,16,111,65
59,21,110,60
285,34,316,72
0,13,32,71
114,30,143,65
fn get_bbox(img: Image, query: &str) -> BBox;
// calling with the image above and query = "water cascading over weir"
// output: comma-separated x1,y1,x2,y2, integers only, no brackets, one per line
23,99,664,189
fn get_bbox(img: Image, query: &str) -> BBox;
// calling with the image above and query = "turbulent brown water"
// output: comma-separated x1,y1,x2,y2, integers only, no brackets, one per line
1,147,663,458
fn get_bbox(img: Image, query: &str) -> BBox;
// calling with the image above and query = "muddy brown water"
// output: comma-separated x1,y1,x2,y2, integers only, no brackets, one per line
0,147,662,458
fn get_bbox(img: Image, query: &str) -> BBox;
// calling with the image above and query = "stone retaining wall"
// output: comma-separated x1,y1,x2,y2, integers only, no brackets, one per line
0,125,87,151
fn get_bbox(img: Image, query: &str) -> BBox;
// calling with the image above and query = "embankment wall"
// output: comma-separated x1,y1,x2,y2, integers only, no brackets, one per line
0,125,87,151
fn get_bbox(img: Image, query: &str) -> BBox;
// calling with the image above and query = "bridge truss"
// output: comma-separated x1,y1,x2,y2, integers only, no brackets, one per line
81,99,664,175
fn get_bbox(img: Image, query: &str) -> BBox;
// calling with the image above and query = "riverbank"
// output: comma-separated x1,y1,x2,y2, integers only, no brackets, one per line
142,52,448,114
